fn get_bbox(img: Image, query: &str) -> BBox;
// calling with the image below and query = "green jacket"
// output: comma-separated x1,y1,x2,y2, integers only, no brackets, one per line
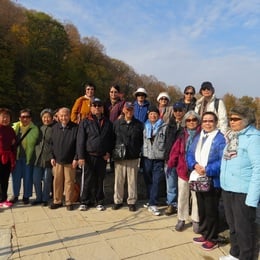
12,121,39,165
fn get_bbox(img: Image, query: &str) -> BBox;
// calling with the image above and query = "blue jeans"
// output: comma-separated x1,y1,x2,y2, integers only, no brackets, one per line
143,158,164,206
33,166,53,202
165,167,178,206
12,158,33,198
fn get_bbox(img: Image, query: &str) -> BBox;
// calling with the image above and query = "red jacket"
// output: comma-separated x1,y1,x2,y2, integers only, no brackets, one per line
167,126,200,181
0,125,17,170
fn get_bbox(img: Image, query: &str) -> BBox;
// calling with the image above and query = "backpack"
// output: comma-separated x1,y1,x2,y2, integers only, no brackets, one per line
214,98,219,113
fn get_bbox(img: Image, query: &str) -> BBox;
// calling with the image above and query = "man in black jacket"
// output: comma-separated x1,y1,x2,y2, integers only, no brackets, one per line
50,107,78,211
112,102,143,212
77,98,114,211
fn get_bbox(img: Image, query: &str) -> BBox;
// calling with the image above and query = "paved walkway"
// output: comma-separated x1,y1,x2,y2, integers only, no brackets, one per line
0,186,232,260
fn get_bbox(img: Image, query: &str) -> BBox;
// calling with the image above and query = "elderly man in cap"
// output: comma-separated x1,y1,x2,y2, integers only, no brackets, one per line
195,81,227,134
142,105,168,216
112,102,143,212
77,98,114,211
164,101,186,216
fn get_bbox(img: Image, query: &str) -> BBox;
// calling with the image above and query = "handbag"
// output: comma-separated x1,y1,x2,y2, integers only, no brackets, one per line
112,144,126,160
189,176,212,192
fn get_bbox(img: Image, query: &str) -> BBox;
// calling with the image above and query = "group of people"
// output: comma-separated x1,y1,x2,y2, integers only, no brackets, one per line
0,81,259,259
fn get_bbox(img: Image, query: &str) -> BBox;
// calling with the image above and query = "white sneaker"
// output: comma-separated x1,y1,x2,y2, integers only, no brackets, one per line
219,254,239,260
96,204,105,211
143,202,149,208
148,206,160,216
78,204,88,211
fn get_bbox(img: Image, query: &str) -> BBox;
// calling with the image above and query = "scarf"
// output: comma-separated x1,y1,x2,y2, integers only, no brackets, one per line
186,129,196,152
189,129,218,181
145,118,164,139
223,130,238,160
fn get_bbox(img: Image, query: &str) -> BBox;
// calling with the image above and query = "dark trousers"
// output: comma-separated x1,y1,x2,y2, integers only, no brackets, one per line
80,155,106,205
222,190,256,260
196,188,221,242
0,162,11,202
143,158,164,205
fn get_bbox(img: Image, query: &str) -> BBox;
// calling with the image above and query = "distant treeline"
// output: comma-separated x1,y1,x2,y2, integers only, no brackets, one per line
0,0,259,127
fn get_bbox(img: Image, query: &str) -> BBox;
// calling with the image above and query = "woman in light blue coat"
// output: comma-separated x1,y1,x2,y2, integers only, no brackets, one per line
220,106,260,260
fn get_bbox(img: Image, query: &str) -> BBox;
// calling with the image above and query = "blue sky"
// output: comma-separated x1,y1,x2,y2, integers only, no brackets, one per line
15,0,260,98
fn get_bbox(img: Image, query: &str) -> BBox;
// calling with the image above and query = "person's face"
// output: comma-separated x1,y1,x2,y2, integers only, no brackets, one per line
85,85,95,98
19,112,32,127
148,112,159,124
136,94,146,103
58,109,70,125
201,87,213,98
41,113,53,126
109,86,119,100
184,89,195,101
158,97,169,107
91,103,104,116
173,108,185,121
201,114,217,132
229,114,245,131
123,107,134,120
185,116,199,130
0,113,11,126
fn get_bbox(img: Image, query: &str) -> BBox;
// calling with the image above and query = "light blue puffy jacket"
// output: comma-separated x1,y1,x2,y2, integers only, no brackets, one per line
220,125,260,207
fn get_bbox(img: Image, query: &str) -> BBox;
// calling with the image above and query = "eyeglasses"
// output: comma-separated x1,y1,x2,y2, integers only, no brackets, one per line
92,104,102,108
20,115,31,119
201,86,212,91
229,117,242,122
202,119,214,123
185,92,194,95
174,108,184,112
186,118,198,122
160,97,168,101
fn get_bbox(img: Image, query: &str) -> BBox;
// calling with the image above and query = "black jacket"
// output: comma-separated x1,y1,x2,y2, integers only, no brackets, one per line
164,117,183,161
51,121,78,164
113,117,143,160
77,114,114,158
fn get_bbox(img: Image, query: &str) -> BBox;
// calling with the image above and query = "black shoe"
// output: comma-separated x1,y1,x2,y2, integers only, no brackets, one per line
31,200,42,206
112,203,123,210
66,205,74,211
9,196,18,203
23,197,29,205
42,201,48,207
49,203,63,209
128,204,136,212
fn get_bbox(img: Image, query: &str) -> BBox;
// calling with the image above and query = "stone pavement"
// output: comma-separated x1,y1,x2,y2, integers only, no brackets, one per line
0,186,232,260
1,171,259,260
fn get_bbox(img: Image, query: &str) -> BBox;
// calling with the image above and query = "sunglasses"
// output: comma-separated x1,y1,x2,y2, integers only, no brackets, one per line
20,115,31,119
229,117,242,122
186,118,198,123
185,92,194,95
174,108,184,112
202,119,214,123
160,97,169,101
92,104,102,108
201,86,212,91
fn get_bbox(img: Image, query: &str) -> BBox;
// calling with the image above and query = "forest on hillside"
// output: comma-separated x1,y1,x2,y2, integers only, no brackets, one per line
1,0,259,126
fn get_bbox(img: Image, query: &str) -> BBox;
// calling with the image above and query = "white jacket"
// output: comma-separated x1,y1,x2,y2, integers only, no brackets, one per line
195,94,228,134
